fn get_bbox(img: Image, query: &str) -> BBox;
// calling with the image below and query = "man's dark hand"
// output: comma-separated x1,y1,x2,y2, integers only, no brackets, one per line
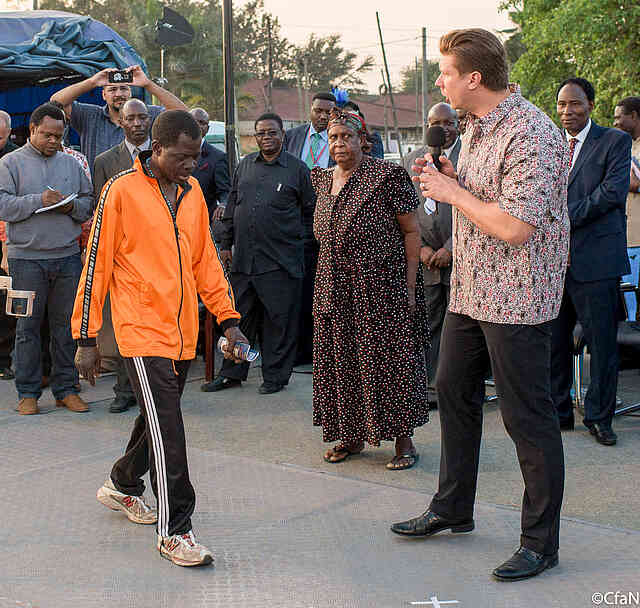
54,202,75,215
212,206,225,222
631,169,640,193
222,326,250,364
75,346,101,386
420,245,435,267
42,189,63,207
431,247,452,268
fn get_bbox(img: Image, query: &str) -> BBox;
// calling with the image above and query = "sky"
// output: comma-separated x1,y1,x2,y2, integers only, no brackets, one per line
255,0,514,93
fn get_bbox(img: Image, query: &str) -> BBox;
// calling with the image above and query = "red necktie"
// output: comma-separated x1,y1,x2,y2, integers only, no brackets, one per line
569,138,578,169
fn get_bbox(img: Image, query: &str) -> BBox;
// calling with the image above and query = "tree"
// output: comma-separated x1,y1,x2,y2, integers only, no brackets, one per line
501,0,640,125
398,58,444,106
233,0,291,84
290,34,374,93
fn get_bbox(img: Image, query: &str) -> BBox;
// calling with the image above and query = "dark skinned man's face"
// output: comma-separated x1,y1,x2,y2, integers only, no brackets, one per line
557,83,593,136
613,106,637,136
152,132,202,184
428,107,459,149
310,99,335,133
254,119,283,157
120,101,151,147
191,111,210,139
30,115,65,157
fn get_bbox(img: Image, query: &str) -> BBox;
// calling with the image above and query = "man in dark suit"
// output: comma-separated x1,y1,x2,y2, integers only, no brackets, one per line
189,107,231,223
403,102,461,406
284,92,335,367
93,98,152,413
552,78,631,445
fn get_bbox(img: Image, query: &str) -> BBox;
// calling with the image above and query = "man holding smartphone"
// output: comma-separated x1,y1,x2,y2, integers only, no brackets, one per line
51,65,187,170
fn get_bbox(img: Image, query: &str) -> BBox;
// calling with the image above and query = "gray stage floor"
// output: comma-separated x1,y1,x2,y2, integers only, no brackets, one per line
1,363,639,607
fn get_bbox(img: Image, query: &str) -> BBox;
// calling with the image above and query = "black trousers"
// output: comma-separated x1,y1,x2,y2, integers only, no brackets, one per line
220,270,302,385
550,276,619,426
111,357,194,538
430,312,565,556
424,282,450,389
295,241,319,366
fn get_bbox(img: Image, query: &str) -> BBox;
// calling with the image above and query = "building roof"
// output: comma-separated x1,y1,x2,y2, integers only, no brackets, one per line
238,79,427,130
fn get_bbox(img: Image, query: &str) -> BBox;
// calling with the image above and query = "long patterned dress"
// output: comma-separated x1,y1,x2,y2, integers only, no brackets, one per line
311,156,429,446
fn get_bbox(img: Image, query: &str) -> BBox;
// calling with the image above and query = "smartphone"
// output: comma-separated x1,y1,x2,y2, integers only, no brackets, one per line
108,70,133,84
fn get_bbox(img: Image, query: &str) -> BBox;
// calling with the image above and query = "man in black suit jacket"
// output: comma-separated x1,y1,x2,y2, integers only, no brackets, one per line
283,92,335,366
190,108,231,223
552,78,631,445
93,98,152,413
403,102,461,405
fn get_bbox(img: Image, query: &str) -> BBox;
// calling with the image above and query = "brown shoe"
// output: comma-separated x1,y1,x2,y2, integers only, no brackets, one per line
56,394,89,413
16,397,39,415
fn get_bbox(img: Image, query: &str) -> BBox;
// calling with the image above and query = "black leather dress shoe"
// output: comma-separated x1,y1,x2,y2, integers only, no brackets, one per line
200,377,241,392
258,382,284,395
492,546,558,581
109,395,136,413
390,510,474,537
558,417,574,431
587,423,617,446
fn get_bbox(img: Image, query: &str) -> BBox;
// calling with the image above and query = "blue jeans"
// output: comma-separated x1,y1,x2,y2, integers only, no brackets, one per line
8,254,82,400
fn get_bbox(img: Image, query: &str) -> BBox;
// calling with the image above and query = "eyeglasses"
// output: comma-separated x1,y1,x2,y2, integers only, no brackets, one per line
254,130,280,139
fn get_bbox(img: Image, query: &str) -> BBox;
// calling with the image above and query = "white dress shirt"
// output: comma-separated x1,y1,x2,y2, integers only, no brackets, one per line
124,138,151,161
565,119,591,171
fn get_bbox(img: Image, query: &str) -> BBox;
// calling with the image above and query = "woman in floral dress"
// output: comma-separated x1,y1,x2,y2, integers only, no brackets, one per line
311,108,429,470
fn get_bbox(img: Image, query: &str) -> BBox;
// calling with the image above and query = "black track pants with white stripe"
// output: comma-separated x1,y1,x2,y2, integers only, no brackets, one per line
110,357,195,538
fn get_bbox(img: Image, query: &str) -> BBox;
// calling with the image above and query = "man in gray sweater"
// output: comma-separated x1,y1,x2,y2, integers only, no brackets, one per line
0,103,93,415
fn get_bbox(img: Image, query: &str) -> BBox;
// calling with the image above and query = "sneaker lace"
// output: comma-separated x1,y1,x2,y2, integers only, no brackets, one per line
123,495,152,514
167,531,197,551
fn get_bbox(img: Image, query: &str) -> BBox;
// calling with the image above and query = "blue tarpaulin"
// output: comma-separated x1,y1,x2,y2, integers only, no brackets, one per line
0,11,148,134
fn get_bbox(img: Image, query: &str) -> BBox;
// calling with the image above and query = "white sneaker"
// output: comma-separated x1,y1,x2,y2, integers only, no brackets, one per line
96,478,158,525
158,531,214,567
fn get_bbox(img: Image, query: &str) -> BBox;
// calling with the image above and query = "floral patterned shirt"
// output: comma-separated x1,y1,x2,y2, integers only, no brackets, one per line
449,85,570,325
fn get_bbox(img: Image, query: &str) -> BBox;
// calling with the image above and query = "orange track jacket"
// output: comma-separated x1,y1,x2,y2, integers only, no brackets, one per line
71,155,240,360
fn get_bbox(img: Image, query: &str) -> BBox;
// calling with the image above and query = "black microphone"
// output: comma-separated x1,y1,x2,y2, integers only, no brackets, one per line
426,125,447,171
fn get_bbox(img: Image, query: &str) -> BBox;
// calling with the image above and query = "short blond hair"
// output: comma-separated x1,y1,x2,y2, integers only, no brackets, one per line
439,28,509,92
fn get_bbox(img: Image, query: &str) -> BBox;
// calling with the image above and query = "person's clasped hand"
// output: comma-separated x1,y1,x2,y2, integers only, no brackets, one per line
412,154,459,204
75,345,101,386
221,326,250,364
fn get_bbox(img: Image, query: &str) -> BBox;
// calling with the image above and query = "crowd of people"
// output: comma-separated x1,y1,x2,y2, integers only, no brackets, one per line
0,26,638,578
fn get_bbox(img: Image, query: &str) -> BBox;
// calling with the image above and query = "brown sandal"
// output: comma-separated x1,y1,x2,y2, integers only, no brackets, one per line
386,450,419,470
323,442,364,463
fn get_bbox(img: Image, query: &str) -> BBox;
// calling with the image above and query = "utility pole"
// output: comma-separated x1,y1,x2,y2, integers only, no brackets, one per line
415,57,419,141
295,64,304,122
376,11,403,160
422,27,428,144
303,55,310,117
205,0,237,385
266,15,273,111
379,73,389,153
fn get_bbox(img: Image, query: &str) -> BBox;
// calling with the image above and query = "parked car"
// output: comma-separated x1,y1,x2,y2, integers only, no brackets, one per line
205,120,241,160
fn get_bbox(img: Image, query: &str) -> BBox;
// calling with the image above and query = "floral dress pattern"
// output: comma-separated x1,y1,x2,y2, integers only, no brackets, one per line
311,156,429,446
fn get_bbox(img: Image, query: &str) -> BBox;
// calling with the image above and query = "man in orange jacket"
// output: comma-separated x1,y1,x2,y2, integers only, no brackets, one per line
72,110,247,567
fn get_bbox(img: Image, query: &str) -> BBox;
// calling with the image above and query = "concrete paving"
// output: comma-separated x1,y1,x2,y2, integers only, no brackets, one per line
0,361,639,607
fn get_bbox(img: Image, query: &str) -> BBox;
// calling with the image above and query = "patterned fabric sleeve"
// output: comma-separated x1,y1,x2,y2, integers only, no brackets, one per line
499,123,565,227
388,164,420,215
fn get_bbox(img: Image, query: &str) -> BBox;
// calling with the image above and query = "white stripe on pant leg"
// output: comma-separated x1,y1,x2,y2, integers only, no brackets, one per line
133,357,170,538
133,357,169,538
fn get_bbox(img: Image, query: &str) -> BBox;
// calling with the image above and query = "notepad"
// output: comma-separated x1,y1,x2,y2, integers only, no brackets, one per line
35,192,78,214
